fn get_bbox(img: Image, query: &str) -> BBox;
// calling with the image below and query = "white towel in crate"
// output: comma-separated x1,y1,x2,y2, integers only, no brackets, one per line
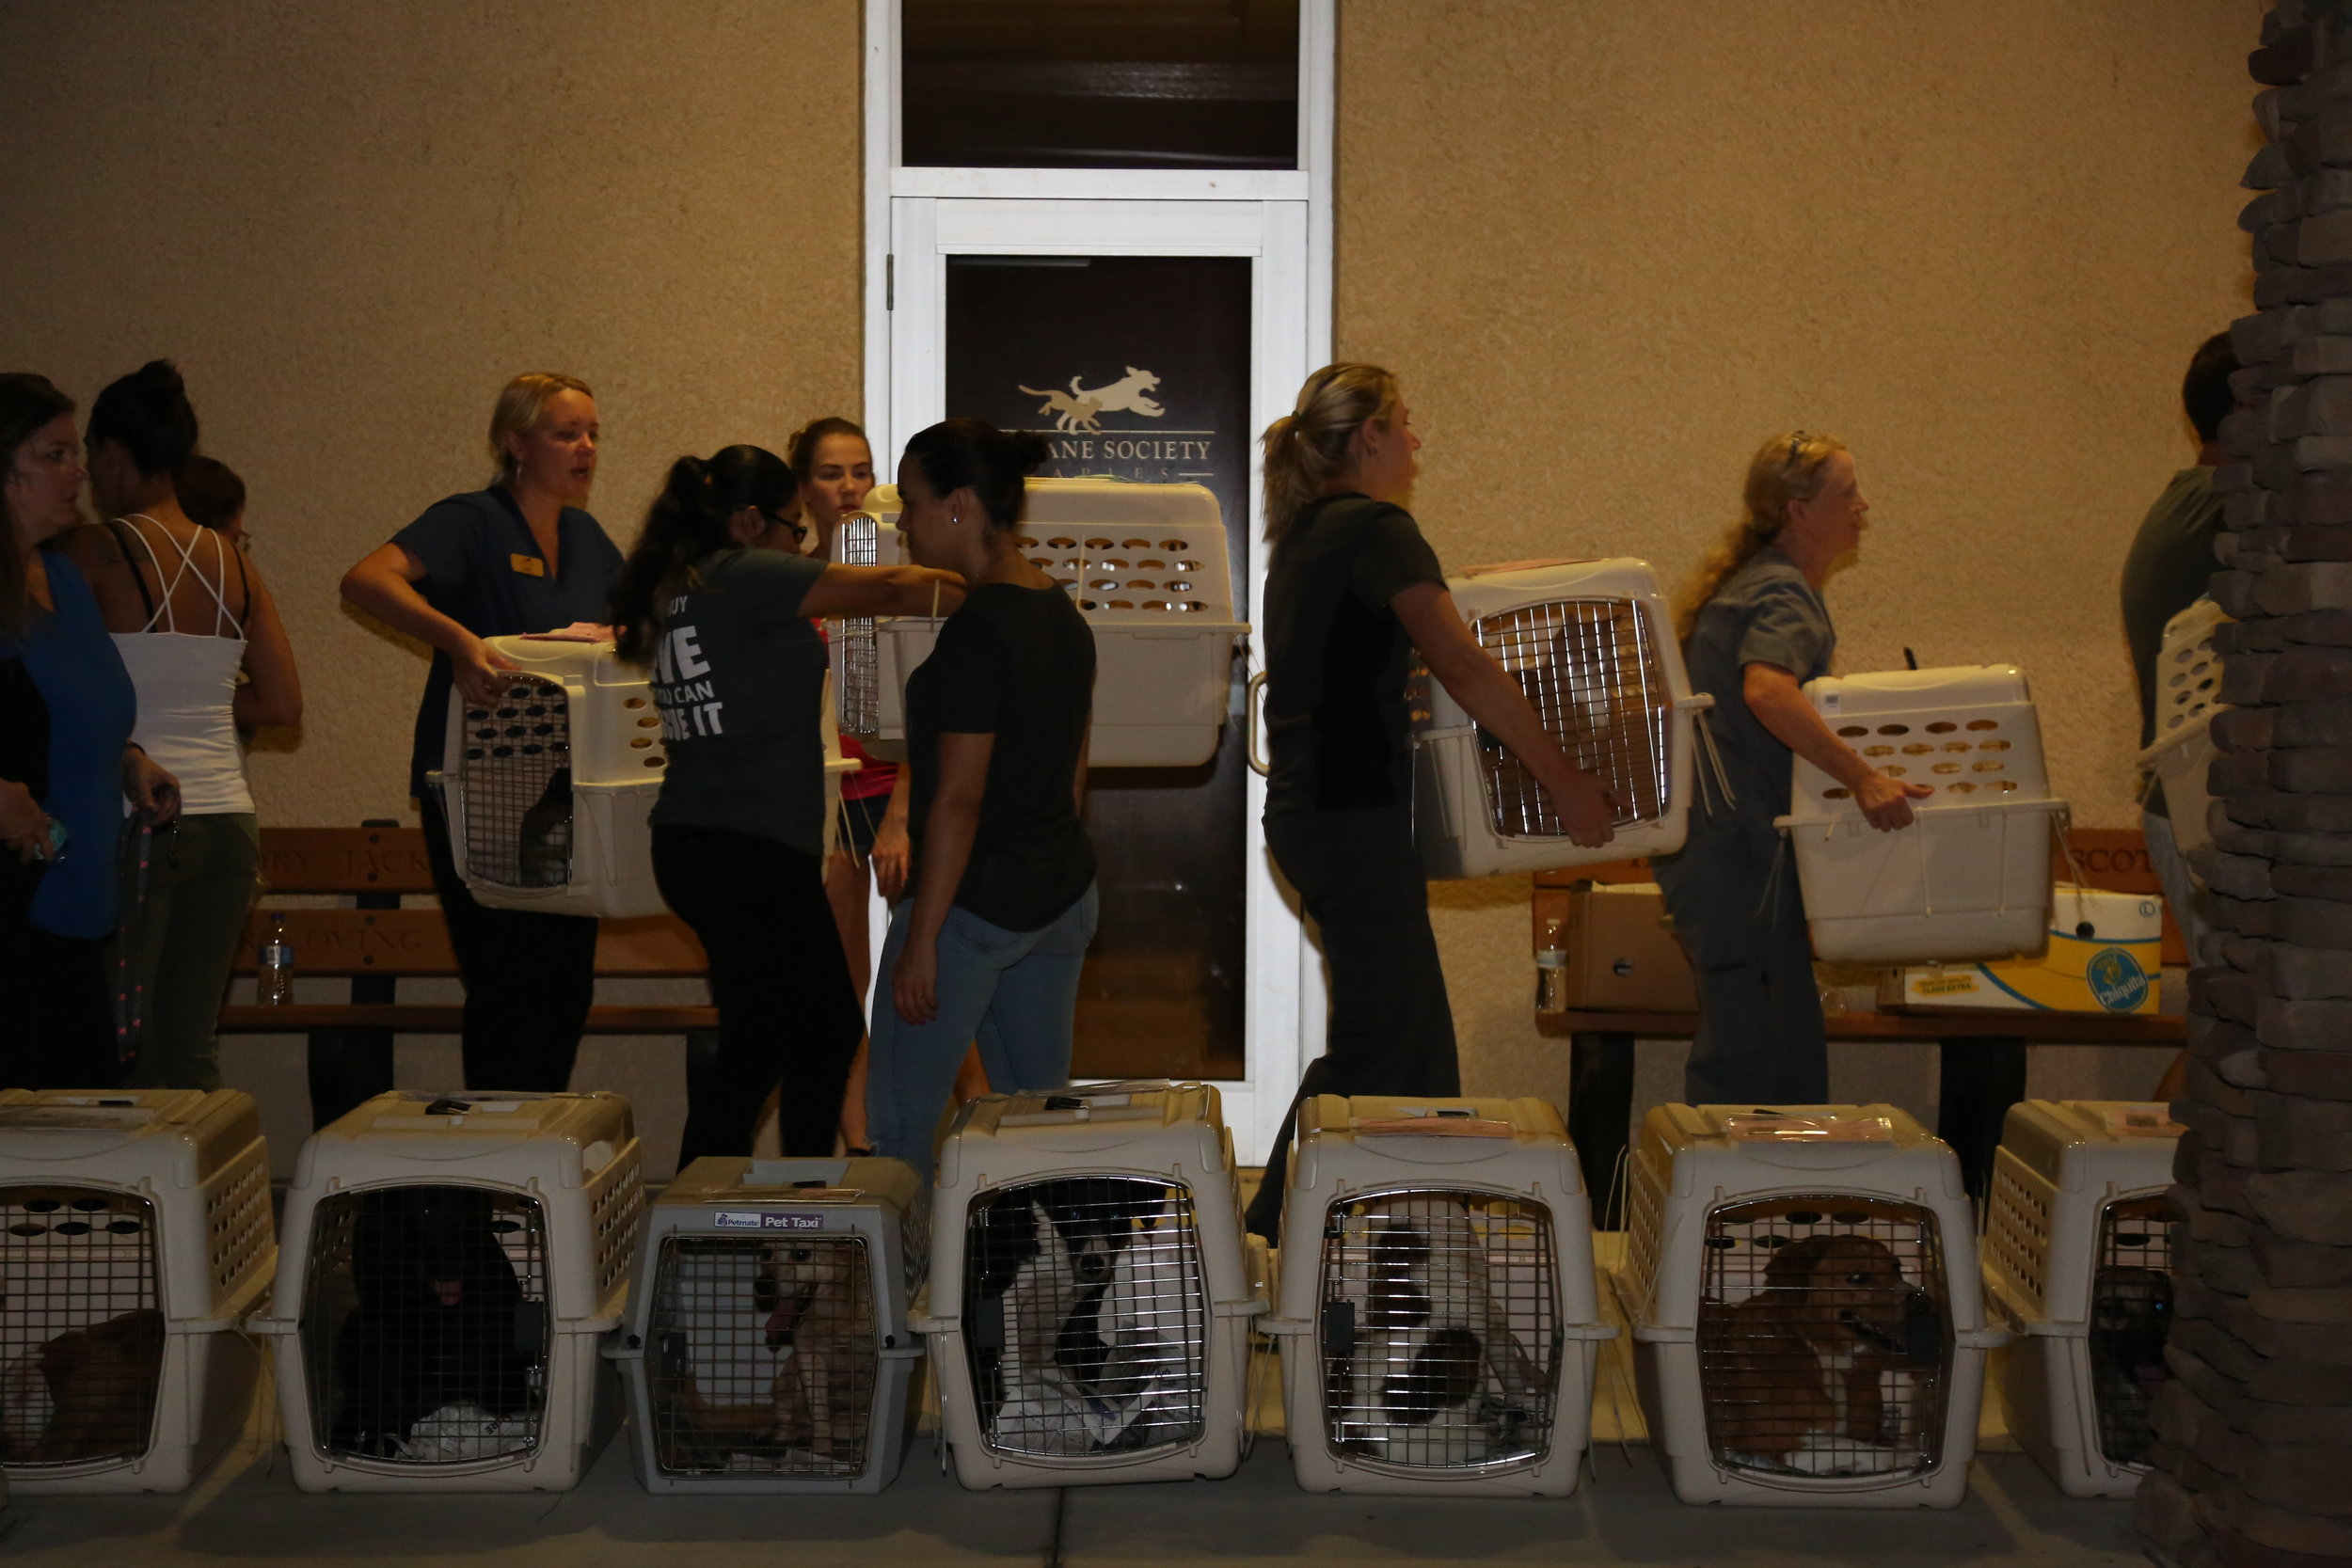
2137,597,2229,867
914,1083,1266,1489
1609,1103,2008,1508
1775,664,2067,964
1982,1100,2181,1498
0,1090,273,1495
1265,1095,1613,1497
840,480,1248,768
254,1091,644,1493
610,1155,928,1495
1408,559,1713,879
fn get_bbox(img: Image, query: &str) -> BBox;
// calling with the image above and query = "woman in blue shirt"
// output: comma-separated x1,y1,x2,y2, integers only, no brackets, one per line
1,372,180,1088
340,373,623,1109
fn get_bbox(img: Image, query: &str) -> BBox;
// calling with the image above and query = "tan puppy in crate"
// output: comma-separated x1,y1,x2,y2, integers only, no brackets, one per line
1698,1232,1934,1469
672,1240,870,1465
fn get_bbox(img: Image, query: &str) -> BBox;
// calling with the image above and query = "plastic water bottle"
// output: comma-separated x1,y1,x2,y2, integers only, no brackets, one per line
1535,947,1568,1014
258,914,294,1005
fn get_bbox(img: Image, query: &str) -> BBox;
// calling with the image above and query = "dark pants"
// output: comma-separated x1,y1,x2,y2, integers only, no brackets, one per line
420,795,597,1093
1245,806,1459,1242
652,824,863,1170
0,917,114,1089
1653,826,1829,1105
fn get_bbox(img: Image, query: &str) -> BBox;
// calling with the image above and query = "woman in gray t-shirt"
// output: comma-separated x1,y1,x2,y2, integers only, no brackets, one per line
1653,432,1929,1104
610,445,962,1171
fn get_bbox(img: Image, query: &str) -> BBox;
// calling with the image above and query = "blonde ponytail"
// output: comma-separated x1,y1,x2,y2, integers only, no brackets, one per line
1674,429,1847,641
1261,362,1404,555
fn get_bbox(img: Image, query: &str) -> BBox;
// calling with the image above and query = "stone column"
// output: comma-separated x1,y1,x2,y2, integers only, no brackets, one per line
2137,6,2352,1565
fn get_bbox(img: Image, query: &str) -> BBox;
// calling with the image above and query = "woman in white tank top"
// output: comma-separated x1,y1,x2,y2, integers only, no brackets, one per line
58,360,301,1089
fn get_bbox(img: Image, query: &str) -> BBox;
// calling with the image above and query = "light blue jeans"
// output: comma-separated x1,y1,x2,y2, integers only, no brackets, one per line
866,882,1100,1177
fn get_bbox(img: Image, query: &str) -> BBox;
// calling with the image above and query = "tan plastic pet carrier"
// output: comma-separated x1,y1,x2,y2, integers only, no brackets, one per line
254,1092,644,1492
1264,1096,1613,1497
1981,1100,2180,1498
1776,665,2066,964
835,480,1248,768
610,1156,929,1494
0,1090,273,1494
1402,559,1714,879
1609,1104,2006,1508
914,1083,1267,1489
2137,597,2229,868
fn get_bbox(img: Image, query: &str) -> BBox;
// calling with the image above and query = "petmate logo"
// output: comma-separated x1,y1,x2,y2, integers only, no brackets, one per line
710,1211,825,1231
2086,947,2151,1013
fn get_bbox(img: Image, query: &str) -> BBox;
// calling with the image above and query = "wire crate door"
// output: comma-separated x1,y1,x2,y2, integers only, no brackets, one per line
834,515,882,737
1693,1196,1953,1482
301,1186,551,1465
646,1235,879,1478
457,677,575,889
1317,1191,1560,1470
2089,1195,2175,1468
0,1187,162,1468
961,1178,1208,1459
1472,599,1671,838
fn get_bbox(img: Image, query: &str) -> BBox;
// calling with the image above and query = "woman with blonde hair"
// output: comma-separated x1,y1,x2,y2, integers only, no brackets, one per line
1244,363,1616,1242
1653,431,1930,1104
340,372,621,1112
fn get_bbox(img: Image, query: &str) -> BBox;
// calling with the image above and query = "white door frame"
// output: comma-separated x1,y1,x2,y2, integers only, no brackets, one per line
861,0,1334,1162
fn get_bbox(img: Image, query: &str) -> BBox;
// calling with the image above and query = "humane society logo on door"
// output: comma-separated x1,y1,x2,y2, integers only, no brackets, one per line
650,596,725,739
1014,367,1216,471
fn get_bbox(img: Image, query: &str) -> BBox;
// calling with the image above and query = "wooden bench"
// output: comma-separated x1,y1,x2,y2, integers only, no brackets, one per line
1534,828,2188,1216
220,824,716,1125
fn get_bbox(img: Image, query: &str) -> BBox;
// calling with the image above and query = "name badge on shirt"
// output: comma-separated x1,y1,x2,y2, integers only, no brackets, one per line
510,553,546,578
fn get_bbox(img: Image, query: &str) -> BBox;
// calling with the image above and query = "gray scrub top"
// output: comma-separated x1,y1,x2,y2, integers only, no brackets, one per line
1676,546,1836,857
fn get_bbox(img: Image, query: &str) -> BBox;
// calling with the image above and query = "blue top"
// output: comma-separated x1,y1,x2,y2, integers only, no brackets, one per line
3,553,137,940
391,487,625,798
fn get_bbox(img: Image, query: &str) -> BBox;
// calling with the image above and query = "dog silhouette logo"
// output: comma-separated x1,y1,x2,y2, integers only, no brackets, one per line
1018,368,1166,435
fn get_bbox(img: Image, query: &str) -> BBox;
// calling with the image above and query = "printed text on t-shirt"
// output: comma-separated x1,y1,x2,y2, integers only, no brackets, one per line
651,595,725,738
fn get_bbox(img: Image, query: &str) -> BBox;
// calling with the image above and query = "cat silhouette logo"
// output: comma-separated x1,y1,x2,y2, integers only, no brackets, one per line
1018,368,1166,435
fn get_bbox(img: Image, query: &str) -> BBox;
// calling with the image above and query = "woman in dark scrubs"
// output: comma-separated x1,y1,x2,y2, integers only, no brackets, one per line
340,373,623,1108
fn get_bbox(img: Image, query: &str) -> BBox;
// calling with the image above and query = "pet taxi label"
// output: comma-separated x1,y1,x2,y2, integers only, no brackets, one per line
710,1211,831,1231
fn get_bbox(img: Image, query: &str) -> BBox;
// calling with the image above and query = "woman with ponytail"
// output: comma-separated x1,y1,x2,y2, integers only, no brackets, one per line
864,420,1097,1178
612,445,961,1170
1245,364,1617,1243
1653,432,1929,1104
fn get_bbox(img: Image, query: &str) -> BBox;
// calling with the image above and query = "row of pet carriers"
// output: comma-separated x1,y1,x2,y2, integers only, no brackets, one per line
1408,559,1715,879
833,478,1249,768
2136,598,2229,866
1777,665,2067,964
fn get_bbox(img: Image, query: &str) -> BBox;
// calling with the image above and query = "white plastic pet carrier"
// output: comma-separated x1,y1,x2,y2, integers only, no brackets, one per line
1264,1096,1613,1497
253,1091,644,1492
1609,1104,2007,1508
438,636,667,918
2137,598,2229,867
1407,560,1714,879
0,1090,273,1494
610,1156,928,1494
1981,1100,2180,1498
1775,665,2066,964
913,1083,1267,1489
835,480,1248,768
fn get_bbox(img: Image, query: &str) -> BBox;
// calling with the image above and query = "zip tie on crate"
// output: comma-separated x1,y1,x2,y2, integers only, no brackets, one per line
1692,706,1738,815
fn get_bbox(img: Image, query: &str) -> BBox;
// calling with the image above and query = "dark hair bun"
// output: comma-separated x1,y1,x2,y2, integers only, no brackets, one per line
903,418,1048,531
87,357,199,479
1002,427,1051,477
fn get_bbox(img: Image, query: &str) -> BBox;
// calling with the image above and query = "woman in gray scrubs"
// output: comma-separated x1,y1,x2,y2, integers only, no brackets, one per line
1652,432,1930,1104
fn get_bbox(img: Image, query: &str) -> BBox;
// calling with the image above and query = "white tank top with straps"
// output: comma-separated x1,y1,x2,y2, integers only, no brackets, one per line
108,515,255,816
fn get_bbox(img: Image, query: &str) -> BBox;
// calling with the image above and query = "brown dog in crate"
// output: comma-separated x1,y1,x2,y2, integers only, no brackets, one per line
1698,1233,1941,1471
672,1238,872,1467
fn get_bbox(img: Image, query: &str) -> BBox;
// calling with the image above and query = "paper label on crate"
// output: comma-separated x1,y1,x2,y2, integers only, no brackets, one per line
2103,1105,2186,1137
1353,1117,1515,1138
710,1210,839,1231
0,1105,156,1130
1723,1113,1895,1144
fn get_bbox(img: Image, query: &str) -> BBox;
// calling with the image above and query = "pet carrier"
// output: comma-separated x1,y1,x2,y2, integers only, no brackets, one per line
1407,559,1715,879
837,480,1248,768
1982,1100,2181,1498
1263,1096,1613,1497
1609,1103,2007,1508
252,1091,644,1492
609,1156,928,1494
2137,597,2229,869
0,1090,273,1494
913,1082,1266,1489
1775,665,2067,964
437,634,667,918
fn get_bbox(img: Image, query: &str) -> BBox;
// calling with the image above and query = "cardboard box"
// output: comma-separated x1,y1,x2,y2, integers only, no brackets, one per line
1880,884,2161,1015
1553,881,1699,1012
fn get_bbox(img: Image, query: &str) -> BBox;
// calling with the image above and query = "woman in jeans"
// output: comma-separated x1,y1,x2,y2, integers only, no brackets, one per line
866,420,1098,1178
609,444,961,1169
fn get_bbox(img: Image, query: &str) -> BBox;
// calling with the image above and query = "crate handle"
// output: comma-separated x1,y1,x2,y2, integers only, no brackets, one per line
1245,670,1271,777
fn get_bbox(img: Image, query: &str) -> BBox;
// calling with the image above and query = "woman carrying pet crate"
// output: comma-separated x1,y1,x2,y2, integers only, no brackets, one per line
609,443,965,1169
1243,363,1618,1244
1653,432,1932,1105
